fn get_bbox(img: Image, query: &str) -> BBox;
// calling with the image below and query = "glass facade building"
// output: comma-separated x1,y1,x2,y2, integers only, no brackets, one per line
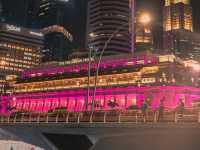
163,0,200,60
0,23,43,75
41,25,74,62
86,0,132,55
163,0,193,32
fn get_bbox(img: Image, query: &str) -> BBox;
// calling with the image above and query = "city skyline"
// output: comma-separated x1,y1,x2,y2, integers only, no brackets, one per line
0,1,200,150
1,0,200,49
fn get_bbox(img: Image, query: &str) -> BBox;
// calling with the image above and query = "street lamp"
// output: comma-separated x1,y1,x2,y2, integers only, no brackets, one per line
91,24,130,112
86,44,98,111
90,12,152,112
139,13,151,25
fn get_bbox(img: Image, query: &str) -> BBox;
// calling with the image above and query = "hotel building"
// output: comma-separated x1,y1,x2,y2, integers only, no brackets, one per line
0,23,43,75
1,54,200,113
0,23,43,95
163,0,200,59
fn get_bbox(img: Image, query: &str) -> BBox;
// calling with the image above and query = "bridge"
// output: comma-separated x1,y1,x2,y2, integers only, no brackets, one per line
1,109,200,150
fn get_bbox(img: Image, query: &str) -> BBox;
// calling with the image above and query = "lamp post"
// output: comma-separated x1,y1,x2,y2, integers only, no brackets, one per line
89,12,152,112
91,24,130,112
86,44,98,111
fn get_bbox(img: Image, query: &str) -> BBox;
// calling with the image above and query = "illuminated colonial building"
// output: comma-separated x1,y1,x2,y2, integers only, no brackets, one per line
1,54,200,113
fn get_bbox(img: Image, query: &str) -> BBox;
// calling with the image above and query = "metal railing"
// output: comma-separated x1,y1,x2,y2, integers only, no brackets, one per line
0,109,200,124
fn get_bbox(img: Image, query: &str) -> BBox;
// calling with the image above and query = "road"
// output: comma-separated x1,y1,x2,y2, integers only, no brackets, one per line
1,123,200,150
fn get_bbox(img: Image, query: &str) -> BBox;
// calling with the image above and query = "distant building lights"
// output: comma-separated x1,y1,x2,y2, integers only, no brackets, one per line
29,31,43,37
89,32,95,37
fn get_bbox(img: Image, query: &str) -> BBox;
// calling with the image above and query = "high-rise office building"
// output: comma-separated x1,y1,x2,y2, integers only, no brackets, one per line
135,12,153,55
162,0,200,59
0,23,44,94
163,0,193,32
0,23,43,75
38,0,71,28
0,0,2,16
86,0,133,55
41,25,75,62
163,29,200,59
1,0,69,28
0,0,4,23
25,0,76,62
27,0,87,47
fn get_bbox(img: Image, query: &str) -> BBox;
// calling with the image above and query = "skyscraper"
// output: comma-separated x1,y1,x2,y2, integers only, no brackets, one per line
25,0,78,62
0,0,4,22
86,0,133,56
32,0,69,28
135,11,153,55
162,0,200,59
163,0,193,32
0,23,43,75
42,25,75,62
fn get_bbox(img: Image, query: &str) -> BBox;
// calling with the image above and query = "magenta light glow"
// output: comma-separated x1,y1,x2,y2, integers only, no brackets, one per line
21,55,158,79
1,86,200,114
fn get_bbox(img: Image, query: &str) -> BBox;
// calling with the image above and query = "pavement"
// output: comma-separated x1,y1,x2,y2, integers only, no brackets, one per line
1,123,200,150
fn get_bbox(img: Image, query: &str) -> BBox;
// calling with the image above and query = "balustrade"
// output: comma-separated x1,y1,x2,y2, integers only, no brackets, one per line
0,109,200,124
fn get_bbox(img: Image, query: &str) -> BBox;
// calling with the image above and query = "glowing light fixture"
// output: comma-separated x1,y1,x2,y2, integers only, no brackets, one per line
89,32,95,37
140,13,151,25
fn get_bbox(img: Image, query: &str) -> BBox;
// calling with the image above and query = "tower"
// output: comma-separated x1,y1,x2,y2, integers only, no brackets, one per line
36,0,68,28
163,0,193,32
163,0,195,56
86,0,132,56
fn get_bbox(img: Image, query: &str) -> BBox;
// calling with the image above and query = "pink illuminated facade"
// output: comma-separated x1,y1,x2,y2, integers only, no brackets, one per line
7,86,200,113
1,54,200,113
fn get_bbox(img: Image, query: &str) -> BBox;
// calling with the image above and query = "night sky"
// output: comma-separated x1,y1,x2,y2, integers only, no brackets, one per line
68,0,200,48
1,0,200,48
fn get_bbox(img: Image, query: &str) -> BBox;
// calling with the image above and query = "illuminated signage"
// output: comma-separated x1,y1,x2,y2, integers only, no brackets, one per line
6,25,21,32
30,31,43,37
59,57,95,65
